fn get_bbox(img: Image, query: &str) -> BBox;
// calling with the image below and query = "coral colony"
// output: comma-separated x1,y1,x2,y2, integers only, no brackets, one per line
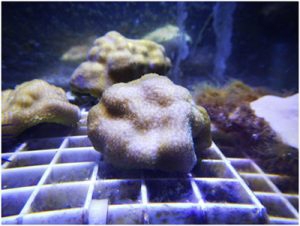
2,80,80,137
88,74,211,172
70,31,171,97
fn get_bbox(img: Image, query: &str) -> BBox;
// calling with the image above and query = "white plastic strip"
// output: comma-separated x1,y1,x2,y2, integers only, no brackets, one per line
250,158,299,219
211,142,265,209
2,143,27,169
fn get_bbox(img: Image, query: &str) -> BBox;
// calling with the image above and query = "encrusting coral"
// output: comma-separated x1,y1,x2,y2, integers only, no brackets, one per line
88,74,211,173
70,31,171,98
2,79,80,137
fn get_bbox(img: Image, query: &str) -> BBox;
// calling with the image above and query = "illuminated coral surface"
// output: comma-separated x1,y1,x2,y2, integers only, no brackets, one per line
88,74,211,172
2,79,80,137
70,31,171,98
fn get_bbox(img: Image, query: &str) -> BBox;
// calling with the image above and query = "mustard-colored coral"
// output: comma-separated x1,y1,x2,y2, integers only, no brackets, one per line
2,80,80,137
88,74,211,173
70,31,171,98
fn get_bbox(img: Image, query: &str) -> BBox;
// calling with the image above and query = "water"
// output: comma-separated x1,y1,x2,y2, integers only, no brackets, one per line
2,1,299,190
171,2,189,84
212,2,236,82
2,2,298,92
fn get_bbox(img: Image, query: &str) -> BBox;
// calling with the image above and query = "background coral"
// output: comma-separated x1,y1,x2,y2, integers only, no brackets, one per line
60,45,90,63
70,31,171,98
88,74,211,173
2,79,80,138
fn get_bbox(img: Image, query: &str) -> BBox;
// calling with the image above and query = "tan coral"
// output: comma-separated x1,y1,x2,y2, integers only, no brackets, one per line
70,31,171,98
2,79,80,137
70,62,111,98
88,74,211,173
60,45,90,63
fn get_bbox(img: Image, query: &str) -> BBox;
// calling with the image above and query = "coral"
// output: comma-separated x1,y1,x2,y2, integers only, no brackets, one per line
194,80,270,130
70,31,171,98
60,35,97,63
70,62,109,98
193,80,298,178
193,80,271,143
88,74,211,173
142,24,191,45
2,79,80,137
60,45,90,63
143,24,191,83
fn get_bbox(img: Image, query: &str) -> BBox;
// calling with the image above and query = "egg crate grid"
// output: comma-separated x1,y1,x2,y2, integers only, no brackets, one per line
0,109,295,224
228,157,299,224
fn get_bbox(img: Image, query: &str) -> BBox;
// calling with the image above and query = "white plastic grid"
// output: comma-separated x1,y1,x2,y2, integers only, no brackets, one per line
1,109,297,224
229,157,299,224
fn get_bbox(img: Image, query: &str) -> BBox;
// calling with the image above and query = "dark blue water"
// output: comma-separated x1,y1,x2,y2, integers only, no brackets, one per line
2,2,298,92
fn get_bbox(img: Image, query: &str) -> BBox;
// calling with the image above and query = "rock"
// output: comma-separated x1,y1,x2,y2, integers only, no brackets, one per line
2,79,80,137
70,31,171,98
250,94,298,149
88,74,211,173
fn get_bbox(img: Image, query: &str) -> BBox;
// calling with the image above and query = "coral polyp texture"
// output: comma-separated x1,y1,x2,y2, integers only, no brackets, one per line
2,79,80,137
70,31,171,98
88,74,211,173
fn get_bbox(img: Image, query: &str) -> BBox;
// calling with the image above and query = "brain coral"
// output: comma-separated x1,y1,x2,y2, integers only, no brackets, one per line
70,31,171,98
88,74,211,173
2,79,80,137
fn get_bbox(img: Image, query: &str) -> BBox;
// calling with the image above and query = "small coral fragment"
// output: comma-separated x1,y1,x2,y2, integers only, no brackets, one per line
142,24,192,44
60,45,90,63
2,79,80,137
88,74,211,173
70,31,171,97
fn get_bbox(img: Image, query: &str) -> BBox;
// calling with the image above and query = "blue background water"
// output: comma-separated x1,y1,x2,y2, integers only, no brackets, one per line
2,2,298,92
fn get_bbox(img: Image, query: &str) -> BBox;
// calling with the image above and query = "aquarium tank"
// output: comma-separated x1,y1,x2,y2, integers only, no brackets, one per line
1,2,299,225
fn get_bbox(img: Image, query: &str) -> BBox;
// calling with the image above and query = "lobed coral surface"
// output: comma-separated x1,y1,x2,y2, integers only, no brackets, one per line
2,79,80,137
88,74,211,173
70,31,171,98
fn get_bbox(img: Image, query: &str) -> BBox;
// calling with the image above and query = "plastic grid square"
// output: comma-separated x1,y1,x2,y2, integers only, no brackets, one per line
229,158,299,224
1,108,296,224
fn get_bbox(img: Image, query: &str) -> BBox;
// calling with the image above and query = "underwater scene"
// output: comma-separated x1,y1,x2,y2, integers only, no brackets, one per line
1,1,299,224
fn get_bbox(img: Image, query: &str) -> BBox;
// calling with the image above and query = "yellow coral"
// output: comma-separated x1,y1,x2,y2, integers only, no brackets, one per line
2,80,80,137
70,31,171,98
88,74,211,173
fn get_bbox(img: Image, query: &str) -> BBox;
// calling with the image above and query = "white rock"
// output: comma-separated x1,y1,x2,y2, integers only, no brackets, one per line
250,94,299,149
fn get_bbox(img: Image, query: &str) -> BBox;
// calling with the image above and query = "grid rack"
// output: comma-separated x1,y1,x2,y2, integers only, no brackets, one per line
1,109,298,224
228,157,299,224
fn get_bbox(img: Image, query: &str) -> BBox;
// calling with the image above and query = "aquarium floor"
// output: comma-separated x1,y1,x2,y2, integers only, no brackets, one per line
1,109,298,224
